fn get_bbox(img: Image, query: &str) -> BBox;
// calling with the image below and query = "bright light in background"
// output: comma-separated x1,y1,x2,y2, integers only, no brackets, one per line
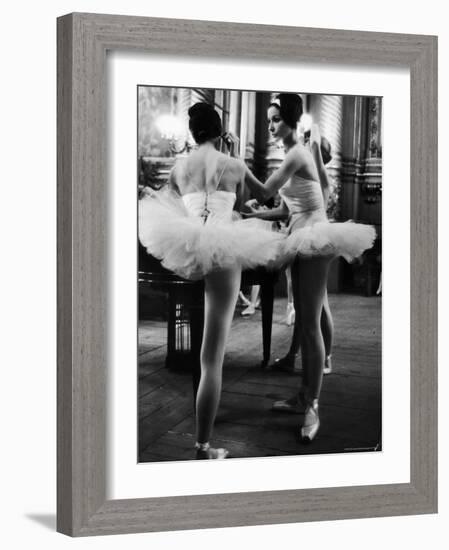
156,114,184,139
299,113,313,132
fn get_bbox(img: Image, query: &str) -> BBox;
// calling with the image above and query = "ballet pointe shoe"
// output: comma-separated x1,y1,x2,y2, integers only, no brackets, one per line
241,304,256,316
271,389,307,414
323,354,332,375
270,353,301,373
285,303,295,326
195,442,229,460
300,399,320,442
238,291,251,307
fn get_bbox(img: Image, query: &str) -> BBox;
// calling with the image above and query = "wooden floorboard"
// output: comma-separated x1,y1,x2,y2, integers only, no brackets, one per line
138,293,382,461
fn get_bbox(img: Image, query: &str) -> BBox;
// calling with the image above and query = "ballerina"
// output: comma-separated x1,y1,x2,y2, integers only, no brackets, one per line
271,134,335,377
139,102,285,458
238,93,376,441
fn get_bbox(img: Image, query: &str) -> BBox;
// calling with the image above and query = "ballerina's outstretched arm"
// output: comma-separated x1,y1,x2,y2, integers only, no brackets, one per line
224,131,306,204
241,199,289,221
243,150,305,203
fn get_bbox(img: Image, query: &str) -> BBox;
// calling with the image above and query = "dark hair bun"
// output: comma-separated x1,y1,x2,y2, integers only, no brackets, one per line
275,93,303,129
188,102,222,144
188,102,212,118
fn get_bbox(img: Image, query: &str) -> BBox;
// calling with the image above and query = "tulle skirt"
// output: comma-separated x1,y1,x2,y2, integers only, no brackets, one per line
284,210,376,262
138,192,285,280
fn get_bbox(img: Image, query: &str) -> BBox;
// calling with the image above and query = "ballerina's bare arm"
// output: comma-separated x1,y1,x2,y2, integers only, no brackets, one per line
225,130,304,204
309,124,331,205
243,148,305,203
241,200,289,221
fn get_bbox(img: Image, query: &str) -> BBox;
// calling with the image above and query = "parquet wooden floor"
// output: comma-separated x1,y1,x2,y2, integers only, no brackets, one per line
138,293,381,462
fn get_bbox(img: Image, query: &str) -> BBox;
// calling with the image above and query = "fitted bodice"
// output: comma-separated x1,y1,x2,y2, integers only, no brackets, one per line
279,174,325,214
279,174,327,230
182,190,236,224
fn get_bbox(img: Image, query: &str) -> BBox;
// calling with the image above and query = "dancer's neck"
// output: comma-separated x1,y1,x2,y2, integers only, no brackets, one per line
283,132,298,153
198,141,217,151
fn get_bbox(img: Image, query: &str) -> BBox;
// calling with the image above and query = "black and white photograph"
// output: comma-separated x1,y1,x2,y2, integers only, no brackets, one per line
137,86,382,462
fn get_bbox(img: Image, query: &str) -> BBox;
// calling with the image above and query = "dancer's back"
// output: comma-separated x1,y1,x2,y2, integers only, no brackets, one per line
172,144,245,196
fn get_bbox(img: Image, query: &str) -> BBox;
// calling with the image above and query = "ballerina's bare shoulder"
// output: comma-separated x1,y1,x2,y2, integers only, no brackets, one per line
172,146,245,196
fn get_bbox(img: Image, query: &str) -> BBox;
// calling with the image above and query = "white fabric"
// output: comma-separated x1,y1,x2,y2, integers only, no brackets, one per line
279,174,326,217
139,188,285,280
182,190,235,224
280,174,376,261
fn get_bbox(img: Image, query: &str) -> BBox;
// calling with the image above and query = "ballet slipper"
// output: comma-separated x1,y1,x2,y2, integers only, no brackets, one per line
300,399,320,442
323,354,333,375
270,353,302,373
195,442,229,460
238,291,251,307
241,305,256,316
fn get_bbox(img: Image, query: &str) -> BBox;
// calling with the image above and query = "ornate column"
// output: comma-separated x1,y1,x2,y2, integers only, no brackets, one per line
340,95,365,221
214,89,230,131
339,95,382,295
239,91,256,170
340,96,382,225
228,90,241,135
361,97,382,208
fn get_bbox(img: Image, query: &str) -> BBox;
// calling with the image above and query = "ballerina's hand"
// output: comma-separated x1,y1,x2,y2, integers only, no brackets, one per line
244,198,262,212
222,131,240,156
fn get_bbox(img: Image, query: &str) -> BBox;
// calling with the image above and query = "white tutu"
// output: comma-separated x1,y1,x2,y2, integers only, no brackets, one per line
278,174,376,262
285,216,376,262
139,188,285,280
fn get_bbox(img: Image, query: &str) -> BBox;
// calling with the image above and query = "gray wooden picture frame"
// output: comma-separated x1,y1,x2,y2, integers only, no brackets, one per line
57,12,438,537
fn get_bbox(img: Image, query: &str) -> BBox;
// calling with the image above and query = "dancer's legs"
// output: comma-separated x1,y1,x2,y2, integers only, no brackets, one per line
294,257,331,440
196,266,241,445
285,266,295,325
250,285,260,306
289,258,303,358
278,288,333,370
321,290,334,360
271,257,330,419
241,285,260,316
286,266,293,305
238,291,251,307
295,256,332,400
270,261,301,370
289,268,333,364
